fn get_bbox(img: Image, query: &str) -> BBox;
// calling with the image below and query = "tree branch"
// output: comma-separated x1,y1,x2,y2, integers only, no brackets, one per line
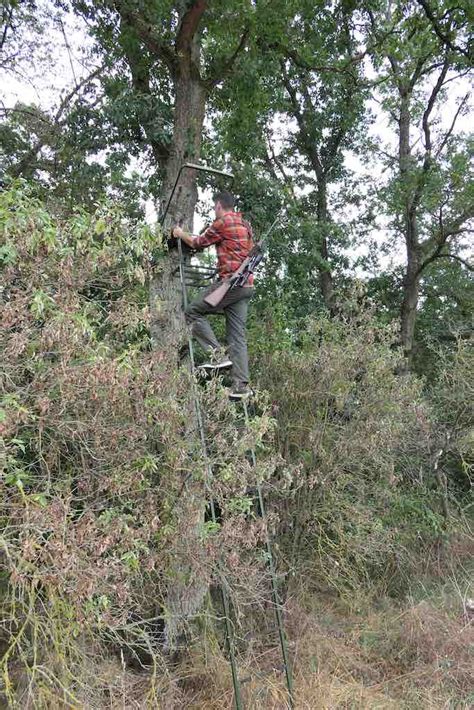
53,65,103,124
112,1,177,76
435,92,469,159
8,66,104,179
265,133,296,199
417,203,474,276
176,0,208,55
119,19,170,167
420,251,474,274
269,21,398,79
278,45,358,76
408,54,450,217
280,62,324,178
0,106,51,124
438,330,473,342
416,0,471,58
321,77,359,174
280,62,304,127
206,26,249,87
408,53,433,91
422,55,449,154
1,4,13,53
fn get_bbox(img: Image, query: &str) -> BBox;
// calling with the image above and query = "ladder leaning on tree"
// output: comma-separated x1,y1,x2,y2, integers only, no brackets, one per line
158,163,294,709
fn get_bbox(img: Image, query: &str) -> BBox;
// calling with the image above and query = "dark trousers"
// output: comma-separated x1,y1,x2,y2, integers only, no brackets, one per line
185,283,254,388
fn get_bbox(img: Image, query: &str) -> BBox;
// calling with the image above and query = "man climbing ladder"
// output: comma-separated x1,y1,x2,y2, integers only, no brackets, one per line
173,191,254,400
167,165,293,708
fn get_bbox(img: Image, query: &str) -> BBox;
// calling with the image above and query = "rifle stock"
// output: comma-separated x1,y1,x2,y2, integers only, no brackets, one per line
204,280,233,307
203,243,262,308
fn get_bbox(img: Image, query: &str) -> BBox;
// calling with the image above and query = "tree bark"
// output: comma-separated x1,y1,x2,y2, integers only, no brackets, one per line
315,177,336,314
398,91,420,364
149,72,207,349
147,26,211,652
400,250,421,361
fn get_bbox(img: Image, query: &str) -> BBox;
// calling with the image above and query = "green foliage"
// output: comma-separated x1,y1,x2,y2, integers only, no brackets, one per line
251,304,471,598
0,98,148,214
0,183,277,705
211,0,371,314
1,0,473,702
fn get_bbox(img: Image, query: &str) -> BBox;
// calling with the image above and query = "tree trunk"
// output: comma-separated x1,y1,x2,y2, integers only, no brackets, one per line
398,91,420,365
305,143,337,313
400,246,421,362
315,178,336,314
149,73,207,349
149,56,211,652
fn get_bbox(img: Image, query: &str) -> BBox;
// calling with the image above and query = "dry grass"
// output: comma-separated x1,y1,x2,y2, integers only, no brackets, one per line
79,587,471,708
4,558,471,708
159,586,473,710
290,596,472,709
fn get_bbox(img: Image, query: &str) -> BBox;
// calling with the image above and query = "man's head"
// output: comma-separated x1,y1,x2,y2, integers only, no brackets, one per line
214,191,235,219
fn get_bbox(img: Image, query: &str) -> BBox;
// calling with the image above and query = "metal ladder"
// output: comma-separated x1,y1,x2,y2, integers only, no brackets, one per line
176,239,294,709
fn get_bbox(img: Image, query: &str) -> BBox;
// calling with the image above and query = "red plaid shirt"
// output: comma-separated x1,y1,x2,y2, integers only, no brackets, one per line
193,212,254,285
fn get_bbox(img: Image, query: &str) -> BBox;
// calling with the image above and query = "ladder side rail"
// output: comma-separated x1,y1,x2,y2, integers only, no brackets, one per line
177,239,243,710
242,400,294,708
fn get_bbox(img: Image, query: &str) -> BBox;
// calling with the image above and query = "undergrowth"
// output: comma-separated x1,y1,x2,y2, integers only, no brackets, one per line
1,183,472,707
0,183,281,706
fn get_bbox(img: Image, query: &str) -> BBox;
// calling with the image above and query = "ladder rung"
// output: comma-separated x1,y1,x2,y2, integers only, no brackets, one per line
184,266,216,273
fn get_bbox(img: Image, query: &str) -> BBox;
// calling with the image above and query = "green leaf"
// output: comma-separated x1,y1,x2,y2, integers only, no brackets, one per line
0,242,18,265
30,290,55,319
200,521,221,539
94,218,107,235
28,493,48,507
11,438,26,453
227,496,253,515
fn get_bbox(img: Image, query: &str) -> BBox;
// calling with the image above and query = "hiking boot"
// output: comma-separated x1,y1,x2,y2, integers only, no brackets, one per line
228,385,254,401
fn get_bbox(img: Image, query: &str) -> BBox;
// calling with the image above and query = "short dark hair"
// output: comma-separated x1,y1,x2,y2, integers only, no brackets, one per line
214,191,235,210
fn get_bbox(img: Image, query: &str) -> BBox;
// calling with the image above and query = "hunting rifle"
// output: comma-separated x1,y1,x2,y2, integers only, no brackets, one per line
203,212,282,307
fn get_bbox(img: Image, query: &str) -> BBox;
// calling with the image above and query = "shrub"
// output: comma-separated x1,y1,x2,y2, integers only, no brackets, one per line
253,308,464,598
0,183,278,705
